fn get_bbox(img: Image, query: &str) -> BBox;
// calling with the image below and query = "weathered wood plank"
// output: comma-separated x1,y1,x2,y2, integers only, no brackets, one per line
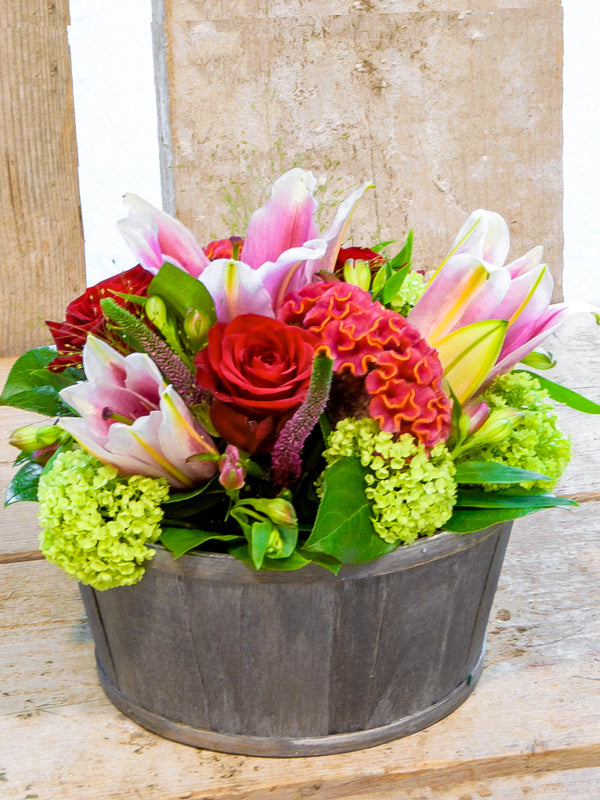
0,3,85,356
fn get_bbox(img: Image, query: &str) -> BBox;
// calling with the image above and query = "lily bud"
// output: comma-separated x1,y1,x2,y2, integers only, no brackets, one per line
183,309,211,351
466,408,521,449
9,424,69,454
343,258,372,291
218,445,245,492
519,348,556,370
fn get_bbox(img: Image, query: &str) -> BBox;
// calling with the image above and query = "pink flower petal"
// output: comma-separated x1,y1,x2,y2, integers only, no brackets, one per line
199,259,275,321
119,194,210,278
242,169,320,269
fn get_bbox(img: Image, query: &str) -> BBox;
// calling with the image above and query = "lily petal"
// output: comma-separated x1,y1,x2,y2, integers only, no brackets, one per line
199,259,275,321
256,239,328,308
506,245,545,278
119,194,210,277
435,319,508,404
408,254,500,343
450,209,510,267
310,181,374,274
242,169,320,269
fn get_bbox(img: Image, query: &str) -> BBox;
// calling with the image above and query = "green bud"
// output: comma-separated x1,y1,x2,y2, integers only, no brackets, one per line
145,295,169,330
519,348,556,370
183,309,211,350
9,424,69,453
343,259,372,290
266,525,284,557
466,408,521,449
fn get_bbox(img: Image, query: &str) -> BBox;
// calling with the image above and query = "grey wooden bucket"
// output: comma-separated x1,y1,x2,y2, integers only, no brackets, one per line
79,521,512,757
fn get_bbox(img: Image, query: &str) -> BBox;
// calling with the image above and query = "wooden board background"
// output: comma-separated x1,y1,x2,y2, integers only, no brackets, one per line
0,0,85,357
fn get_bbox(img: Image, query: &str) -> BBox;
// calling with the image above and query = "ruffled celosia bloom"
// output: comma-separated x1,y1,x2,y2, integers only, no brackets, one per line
38,448,169,590
194,314,319,454
457,371,571,491
59,336,218,488
279,281,451,448
324,418,456,544
46,265,153,371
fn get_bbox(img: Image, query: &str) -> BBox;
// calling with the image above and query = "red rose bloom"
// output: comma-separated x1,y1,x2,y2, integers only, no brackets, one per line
46,265,153,371
194,314,319,454
334,246,385,278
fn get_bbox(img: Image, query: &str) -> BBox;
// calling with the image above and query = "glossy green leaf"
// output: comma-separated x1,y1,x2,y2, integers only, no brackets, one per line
249,520,273,569
517,370,600,414
159,527,241,559
456,489,577,509
0,347,76,416
303,457,396,564
381,263,410,305
4,461,44,506
444,506,542,533
149,263,216,326
454,461,550,485
228,544,312,572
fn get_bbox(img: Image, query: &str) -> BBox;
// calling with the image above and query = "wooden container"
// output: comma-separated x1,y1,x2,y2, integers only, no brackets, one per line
79,521,512,757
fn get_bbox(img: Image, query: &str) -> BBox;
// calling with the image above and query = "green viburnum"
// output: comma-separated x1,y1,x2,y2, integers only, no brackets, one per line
38,448,170,590
389,270,427,317
458,371,571,491
323,418,457,545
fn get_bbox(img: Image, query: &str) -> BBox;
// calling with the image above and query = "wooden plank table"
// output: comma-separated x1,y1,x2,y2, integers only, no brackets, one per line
1,316,599,799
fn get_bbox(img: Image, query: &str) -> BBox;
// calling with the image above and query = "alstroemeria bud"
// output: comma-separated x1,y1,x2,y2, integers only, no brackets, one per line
183,309,211,351
218,445,245,491
343,258,372,291
9,424,69,454
145,294,169,330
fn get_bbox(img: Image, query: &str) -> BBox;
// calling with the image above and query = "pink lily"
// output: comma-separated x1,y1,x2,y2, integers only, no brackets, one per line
408,209,593,394
58,336,218,489
119,168,372,320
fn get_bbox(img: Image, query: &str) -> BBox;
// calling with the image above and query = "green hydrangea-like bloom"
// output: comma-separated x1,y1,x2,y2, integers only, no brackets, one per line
323,418,457,545
459,371,571,491
389,270,427,317
38,448,170,590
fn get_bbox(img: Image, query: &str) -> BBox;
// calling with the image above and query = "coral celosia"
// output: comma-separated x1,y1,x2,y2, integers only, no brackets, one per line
279,281,451,448
38,448,169,590
458,371,571,491
323,417,456,545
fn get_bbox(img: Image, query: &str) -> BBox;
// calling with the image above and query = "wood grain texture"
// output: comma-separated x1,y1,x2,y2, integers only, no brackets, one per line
0,1,85,356
157,1,564,295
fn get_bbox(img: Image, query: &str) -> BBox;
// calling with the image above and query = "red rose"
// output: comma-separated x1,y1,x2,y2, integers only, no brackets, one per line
194,314,318,454
334,246,385,278
202,236,244,261
46,265,153,371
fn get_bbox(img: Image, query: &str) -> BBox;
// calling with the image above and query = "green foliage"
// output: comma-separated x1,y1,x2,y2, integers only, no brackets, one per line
388,270,427,317
458,371,571,491
4,461,44,505
322,419,457,546
304,456,396,564
160,527,241,559
517,369,600,414
38,449,170,590
0,347,79,416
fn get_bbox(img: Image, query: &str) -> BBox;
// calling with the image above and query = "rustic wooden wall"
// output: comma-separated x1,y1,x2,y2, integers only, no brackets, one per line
155,0,563,295
0,0,85,357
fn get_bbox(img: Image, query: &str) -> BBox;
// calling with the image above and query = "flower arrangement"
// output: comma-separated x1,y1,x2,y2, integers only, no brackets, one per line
3,168,596,590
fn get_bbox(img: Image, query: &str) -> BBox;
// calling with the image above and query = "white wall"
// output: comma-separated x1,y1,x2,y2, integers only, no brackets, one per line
69,1,599,303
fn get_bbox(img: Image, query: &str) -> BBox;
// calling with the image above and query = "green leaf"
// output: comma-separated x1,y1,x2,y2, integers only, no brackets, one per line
444,506,543,533
454,461,550,485
228,544,312,572
381,263,410,305
517,370,600,414
388,229,413,272
296,548,342,575
0,347,75,416
4,461,44,505
149,263,216,326
456,489,577,509
249,519,273,569
159,527,241,559
303,457,396,564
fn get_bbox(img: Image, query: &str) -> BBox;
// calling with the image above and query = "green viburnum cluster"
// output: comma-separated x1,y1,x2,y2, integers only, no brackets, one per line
389,270,427,317
38,448,170,590
323,418,457,545
459,371,571,491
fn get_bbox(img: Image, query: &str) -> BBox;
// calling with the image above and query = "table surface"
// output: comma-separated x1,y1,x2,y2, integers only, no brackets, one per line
1,316,599,800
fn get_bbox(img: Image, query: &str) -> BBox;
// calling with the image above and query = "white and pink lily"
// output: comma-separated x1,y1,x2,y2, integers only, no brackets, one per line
58,336,218,489
408,209,592,399
119,168,372,321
